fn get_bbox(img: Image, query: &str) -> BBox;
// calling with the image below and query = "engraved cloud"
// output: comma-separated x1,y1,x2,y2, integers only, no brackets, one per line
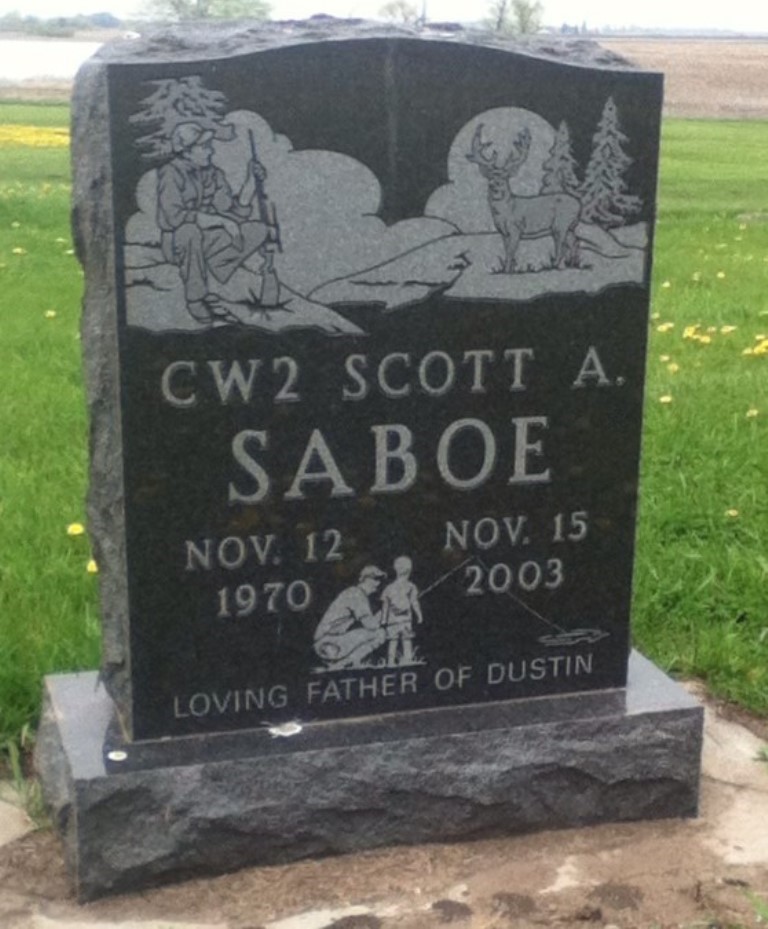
126,109,455,298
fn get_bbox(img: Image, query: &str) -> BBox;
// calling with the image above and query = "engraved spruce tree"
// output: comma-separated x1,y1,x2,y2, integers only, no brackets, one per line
541,120,581,197
129,76,235,161
580,97,642,228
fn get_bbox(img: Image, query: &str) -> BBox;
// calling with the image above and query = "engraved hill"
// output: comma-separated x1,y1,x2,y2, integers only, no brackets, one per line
310,223,648,313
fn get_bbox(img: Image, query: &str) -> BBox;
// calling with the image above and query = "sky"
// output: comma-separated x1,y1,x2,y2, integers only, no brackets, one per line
1,0,767,33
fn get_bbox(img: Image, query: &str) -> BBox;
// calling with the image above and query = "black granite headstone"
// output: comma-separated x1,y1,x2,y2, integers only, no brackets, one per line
36,23,706,901
102,27,661,741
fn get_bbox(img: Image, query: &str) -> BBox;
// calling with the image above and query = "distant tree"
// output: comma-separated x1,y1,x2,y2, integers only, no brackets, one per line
379,0,420,23
89,12,122,27
512,0,543,33
142,0,269,21
129,76,235,162
541,121,580,196
0,11,22,27
487,0,543,34
580,97,642,227
487,0,508,32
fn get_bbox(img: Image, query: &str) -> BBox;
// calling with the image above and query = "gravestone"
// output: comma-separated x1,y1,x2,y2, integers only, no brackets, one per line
35,19,703,900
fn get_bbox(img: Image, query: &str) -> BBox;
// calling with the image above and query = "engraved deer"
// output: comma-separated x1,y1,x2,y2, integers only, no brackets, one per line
466,123,581,274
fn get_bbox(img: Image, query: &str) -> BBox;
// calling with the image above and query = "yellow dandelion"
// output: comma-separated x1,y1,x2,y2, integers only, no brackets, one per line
659,395,673,404
716,271,726,280
11,246,26,255
86,559,99,574
720,325,737,334
683,325,700,339
67,522,85,536
659,354,671,362
725,509,739,518
55,236,67,244
64,248,75,256
698,335,712,345
44,310,57,319
667,363,680,374
755,341,768,356
656,322,675,333
746,408,759,418
756,334,767,341
691,271,702,282
661,280,672,289
10,221,20,228
706,326,717,333
743,347,755,356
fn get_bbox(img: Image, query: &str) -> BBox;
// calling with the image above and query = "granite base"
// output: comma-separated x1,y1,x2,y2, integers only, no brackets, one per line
35,651,703,901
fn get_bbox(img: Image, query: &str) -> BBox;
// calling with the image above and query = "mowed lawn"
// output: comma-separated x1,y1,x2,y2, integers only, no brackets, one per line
0,105,766,747
638,120,768,712
0,103,101,745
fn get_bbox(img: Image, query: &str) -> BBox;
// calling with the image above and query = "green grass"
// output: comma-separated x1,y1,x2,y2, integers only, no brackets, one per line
0,102,101,744
659,120,768,216
0,103,71,127
635,119,768,713
0,104,766,746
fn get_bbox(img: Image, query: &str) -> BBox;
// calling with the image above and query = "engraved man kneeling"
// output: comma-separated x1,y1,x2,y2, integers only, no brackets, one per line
313,566,387,671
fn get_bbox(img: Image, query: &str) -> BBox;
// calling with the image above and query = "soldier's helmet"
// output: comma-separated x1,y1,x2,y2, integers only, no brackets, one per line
171,122,215,154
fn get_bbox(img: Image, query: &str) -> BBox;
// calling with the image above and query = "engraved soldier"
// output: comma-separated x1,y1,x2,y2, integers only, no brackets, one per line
156,121,279,324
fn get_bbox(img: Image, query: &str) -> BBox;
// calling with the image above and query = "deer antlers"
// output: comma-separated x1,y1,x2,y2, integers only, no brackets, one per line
466,123,532,177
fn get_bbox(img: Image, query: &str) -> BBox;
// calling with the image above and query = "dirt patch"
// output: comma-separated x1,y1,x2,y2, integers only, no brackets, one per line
601,38,768,119
686,678,768,742
1,813,767,929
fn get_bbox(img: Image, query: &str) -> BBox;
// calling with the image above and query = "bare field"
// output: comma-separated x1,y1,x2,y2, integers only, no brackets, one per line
1,37,768,118
0,80,72,102
602,38,768,119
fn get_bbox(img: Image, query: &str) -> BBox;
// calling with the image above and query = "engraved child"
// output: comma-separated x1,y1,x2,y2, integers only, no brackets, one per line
381,556,423,667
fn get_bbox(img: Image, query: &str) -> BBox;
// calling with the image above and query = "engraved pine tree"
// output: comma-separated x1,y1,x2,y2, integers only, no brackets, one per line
129,76,235,162
541,121,581,197
580,97,642,228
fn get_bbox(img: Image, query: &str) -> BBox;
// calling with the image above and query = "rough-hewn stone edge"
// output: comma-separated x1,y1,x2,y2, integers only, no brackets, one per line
72,57,132,734
89,17,638,71
33,681,79,878
37,654,703,901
